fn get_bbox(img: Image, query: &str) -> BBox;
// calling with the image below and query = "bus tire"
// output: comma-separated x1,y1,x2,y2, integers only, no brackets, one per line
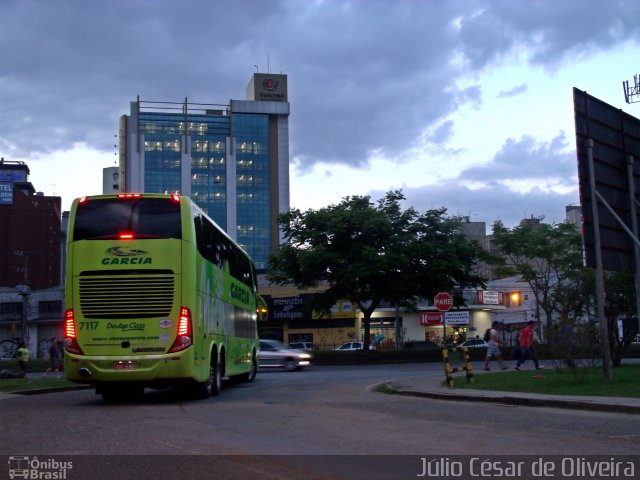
237,351,257,383
212,350,223,396
193,350,221,399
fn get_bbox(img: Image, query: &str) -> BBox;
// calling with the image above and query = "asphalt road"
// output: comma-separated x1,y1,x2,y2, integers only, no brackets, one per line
1,363,639,479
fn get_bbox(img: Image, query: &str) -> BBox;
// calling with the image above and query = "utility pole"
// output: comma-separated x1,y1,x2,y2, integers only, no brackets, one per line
12,250,31,342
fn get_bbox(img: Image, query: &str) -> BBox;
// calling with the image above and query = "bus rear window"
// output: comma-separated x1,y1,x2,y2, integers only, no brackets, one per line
73,198,182,241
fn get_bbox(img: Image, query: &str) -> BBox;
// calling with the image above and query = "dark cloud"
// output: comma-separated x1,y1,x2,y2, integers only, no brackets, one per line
0,0,635,222
427,121,455,145
456,0,640,69
2,0,637,165
459,132,576,185
371,182,578,232
365,131,579,229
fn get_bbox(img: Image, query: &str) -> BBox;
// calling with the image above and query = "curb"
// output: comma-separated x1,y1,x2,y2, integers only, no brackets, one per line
384,386,640,415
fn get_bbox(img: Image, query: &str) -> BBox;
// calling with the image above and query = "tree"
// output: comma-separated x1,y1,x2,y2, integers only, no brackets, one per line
491,221,584,331
602,271,638,367
267,190,487,349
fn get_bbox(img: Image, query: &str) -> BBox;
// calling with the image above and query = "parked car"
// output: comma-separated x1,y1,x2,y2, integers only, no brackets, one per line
288,342,313,351
458,338,489,349
334,341,376,351
258,339,312,371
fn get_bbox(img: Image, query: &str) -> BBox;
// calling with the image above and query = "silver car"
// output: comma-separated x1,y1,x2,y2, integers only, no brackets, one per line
258,339,313,371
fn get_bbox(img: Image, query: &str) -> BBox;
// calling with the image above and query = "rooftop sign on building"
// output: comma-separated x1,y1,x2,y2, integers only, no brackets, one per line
246,73,288,102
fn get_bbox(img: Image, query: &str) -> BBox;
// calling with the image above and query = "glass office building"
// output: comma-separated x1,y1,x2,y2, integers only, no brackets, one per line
119,74,290,270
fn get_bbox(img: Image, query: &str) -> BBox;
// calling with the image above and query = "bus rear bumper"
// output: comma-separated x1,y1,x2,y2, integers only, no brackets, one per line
64,350,197,385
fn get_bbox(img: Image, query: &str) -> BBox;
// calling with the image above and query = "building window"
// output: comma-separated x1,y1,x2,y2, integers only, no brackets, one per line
39,300,62,314
164,140,181,152
0,302,22,315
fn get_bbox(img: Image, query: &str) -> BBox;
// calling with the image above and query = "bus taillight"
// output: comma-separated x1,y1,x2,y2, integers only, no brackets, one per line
171,194,180,203
168,307,193,353
63,309,84,355
117,193,141,199
119,232,134,240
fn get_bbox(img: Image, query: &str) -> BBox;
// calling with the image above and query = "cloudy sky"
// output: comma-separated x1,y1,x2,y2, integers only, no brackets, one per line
2,0,639,231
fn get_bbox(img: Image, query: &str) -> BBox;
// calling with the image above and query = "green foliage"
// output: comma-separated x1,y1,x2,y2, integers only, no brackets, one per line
602,271,639,366
268,190,487,348
491,221,640,368
453,365,640,397
545,318,599,382
491,221,584,329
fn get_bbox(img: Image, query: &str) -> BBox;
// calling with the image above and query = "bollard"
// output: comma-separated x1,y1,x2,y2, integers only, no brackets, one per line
441,346,475,387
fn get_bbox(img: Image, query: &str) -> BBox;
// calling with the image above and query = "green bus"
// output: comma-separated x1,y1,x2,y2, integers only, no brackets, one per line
64,193,260,401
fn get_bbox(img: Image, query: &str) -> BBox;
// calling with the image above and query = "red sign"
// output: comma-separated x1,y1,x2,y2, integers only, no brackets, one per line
420,312,443,325
434,292,453,312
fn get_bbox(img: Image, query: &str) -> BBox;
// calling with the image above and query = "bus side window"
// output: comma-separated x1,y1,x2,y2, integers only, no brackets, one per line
193,210,256,290
194,212,226,270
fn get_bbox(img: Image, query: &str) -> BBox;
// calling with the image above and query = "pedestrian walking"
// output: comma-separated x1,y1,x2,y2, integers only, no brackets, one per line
483,321,508,371
16,340,29,379
43,338,62,379
515,320,543,370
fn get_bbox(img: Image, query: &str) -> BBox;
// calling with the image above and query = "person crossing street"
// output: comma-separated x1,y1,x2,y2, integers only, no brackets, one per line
515,320,543,371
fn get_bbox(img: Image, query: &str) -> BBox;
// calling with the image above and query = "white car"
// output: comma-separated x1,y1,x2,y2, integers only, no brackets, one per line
458,338,489,349
258,339,312,371
334,341,376,351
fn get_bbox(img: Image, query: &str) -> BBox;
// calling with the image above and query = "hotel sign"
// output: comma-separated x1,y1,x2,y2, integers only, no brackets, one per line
0,182,13,205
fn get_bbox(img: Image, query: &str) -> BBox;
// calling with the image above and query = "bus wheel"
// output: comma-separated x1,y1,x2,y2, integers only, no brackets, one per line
237,352,257,383
212,353,223,396
194,352,221,399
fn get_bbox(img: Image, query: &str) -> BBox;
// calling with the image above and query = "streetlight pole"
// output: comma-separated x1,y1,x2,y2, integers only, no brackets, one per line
15,285,31,342
12,250,31,342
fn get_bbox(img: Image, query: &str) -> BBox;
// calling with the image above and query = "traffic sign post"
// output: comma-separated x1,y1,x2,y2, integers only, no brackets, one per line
434,292,453,347
434,292,453,312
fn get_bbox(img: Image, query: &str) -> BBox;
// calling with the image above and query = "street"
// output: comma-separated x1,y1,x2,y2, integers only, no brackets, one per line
1,363,639,479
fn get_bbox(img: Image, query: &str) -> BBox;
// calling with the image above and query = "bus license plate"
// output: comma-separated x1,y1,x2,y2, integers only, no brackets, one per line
114,361,137,370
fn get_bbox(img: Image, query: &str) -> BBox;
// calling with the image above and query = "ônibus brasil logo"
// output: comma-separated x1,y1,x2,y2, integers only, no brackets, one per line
8,456,72,479
102,246,152,265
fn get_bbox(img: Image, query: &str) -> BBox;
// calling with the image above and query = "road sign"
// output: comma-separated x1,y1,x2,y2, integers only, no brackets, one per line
434,292,453,312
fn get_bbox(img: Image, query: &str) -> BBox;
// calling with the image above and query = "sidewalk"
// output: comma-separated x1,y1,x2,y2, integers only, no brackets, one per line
385,371,640,415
